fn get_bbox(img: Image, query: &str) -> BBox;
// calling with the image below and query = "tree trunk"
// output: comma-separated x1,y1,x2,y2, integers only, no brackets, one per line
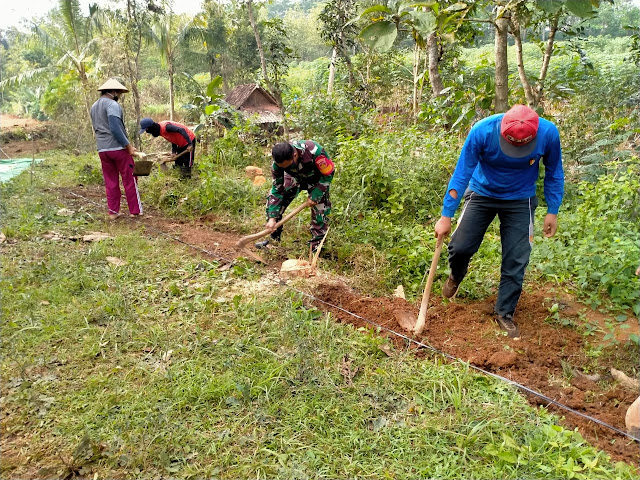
168,61,175,121
510,18,535,106
417,50,428,105
533,13,560,106
247,0,268,83
274,90,289,140
246,0,287,138
427,32,445,97
337,32,356,86
209,58,216,83
327,47,337,94
125,0,143,148
494,12,509,112
412,42,420,115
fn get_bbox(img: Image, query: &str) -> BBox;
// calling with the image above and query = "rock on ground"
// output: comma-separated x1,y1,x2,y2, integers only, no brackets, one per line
625,396,640,438
280,259,313,279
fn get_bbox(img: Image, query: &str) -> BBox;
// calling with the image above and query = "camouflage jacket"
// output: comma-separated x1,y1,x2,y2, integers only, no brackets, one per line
267,140,335,218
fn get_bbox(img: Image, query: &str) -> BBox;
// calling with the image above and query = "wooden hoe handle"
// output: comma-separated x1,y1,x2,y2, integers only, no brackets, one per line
160,148,191,164
413,235,445,336
235,201,310,249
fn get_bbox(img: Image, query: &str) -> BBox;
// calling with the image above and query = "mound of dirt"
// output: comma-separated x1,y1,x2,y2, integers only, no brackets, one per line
310,281,640,465
1,114,54,157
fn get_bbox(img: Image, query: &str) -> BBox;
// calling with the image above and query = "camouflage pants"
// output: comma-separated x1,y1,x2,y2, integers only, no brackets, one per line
267,174,331,248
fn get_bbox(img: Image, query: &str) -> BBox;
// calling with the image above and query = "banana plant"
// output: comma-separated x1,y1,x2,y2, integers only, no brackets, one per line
183,75,234,133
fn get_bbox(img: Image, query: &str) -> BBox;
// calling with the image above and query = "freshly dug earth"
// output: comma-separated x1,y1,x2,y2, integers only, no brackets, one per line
61,185,640,466
310,281,640,466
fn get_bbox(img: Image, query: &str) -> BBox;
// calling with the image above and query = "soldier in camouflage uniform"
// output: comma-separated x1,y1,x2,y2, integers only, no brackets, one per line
256,140,335,251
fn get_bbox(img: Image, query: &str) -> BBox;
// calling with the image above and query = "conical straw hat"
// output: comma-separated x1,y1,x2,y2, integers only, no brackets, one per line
97,78,129,92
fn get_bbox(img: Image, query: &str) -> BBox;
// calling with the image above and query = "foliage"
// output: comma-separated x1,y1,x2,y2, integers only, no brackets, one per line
198,154,263,218
419,64,495,131
326,127,458,294
286,92,375,154
282,5,328,61
531,165,640,314
182,75,234,129
40,72,79,117
2,171,638,479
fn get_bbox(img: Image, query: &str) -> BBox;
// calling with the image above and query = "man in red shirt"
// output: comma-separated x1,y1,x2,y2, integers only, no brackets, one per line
140,118,197,178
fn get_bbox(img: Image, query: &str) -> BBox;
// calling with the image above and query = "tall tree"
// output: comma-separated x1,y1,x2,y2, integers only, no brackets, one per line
195,1,228,84
262,17,294,138
149,12,194,120
359,1,473,114
243,1,293,137
319,0,359,89
245,0,269,84
509,0,608,108
493,1,510,112
27,0,101,121
122,0,150,148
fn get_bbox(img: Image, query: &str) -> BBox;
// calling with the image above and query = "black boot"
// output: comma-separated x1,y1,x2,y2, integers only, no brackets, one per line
255,231,281,249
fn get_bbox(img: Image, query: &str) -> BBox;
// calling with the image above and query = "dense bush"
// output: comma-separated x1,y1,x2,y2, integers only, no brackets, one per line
286,92,375,154
531,164,640,313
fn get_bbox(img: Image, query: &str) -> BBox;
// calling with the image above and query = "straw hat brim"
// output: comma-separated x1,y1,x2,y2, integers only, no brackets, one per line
97,78,129,92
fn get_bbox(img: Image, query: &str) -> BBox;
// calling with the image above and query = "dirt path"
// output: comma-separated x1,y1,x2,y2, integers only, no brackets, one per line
1,114,55,158
63,185,640,466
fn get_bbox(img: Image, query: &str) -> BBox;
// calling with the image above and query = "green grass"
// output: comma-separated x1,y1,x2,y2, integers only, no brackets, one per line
1,155,638,479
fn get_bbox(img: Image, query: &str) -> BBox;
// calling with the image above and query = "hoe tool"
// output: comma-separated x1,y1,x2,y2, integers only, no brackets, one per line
234,200,312,262
395,235,445,335
157,149,192,172
133,149,191,174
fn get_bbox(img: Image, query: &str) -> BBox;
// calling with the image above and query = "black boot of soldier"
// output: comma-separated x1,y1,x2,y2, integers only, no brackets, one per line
255,229,281,249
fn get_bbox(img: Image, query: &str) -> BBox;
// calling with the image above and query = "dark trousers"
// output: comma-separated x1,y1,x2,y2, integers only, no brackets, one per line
448,191,538,316
173,140,196,177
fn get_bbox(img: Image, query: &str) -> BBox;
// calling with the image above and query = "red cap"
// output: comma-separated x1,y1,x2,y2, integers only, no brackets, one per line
500,104,539,146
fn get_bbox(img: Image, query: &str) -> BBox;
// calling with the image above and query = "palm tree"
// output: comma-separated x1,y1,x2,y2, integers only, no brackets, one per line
3,0,102,121
149,12,196,120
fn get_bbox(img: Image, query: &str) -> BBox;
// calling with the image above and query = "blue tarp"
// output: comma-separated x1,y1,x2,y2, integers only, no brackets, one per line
0,158,44,182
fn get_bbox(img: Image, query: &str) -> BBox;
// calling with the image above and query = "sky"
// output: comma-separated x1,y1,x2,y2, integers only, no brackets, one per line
1,0,205,30
5,0,640,30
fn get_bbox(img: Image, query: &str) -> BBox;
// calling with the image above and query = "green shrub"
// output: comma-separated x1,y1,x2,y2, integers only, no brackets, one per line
531,165,640,313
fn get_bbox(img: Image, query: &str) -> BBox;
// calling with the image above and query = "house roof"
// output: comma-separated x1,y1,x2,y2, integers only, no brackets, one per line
225,83,282,124
226,84,279,109
239,110,282,124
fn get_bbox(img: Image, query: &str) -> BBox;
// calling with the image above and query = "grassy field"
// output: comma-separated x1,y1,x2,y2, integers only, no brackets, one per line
1,153,637,479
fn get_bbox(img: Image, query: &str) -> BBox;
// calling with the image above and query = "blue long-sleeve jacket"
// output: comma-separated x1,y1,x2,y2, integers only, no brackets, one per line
442,113,564,217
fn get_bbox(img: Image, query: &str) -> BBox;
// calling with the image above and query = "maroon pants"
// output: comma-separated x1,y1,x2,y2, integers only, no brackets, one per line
99,149,142,215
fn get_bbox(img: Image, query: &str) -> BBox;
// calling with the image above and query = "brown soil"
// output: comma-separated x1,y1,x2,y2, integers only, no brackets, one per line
308,281,640,466
60,184,640,466
0,114,43,130
1,114,55,158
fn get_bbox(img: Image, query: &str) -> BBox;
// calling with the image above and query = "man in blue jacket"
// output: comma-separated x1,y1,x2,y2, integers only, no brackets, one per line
434,104,564,340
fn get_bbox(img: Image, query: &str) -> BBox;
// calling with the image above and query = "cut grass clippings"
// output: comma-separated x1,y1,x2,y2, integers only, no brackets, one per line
1,155,638,479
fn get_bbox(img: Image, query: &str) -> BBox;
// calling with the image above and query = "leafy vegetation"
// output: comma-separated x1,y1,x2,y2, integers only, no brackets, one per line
1,172,637,479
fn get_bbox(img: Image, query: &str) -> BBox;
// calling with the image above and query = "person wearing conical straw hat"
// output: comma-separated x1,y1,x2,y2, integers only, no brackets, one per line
90,78,143,219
